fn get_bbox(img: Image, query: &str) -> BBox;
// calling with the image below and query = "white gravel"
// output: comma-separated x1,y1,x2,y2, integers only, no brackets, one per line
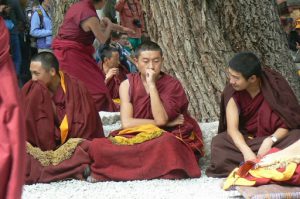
22,112,242,199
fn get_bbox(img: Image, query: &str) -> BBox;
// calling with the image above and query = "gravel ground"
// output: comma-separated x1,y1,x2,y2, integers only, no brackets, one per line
22,112,243,199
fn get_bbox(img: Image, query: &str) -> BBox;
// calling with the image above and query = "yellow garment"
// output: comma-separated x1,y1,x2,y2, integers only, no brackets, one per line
109,124,165,145
223,163,297,190
249,163,297,181
26,138,83,166
223,168,256,190
58,71,69,144
113,98,121,104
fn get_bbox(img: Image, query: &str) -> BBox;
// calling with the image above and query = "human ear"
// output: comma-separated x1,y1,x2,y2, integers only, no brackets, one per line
248,75,257,83
50,68,56,76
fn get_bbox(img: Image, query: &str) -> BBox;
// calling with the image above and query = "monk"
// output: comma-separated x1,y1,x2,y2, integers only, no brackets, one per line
100,47,129,109
22,52,104,184
88,41,204,182
206,52,300,178
52,0,134,112
0,15,25,199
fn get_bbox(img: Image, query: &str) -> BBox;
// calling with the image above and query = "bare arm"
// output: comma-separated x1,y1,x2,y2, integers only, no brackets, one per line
110,23,135,35
81,17,112,44
226,97,256,161
120,80,156,128
147,69,169,126
257,127,289,157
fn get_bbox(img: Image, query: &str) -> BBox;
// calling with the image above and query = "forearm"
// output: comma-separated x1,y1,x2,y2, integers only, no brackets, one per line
111,23,126,32
30,28,52,37
121,118,156,129
149,85,169,126
228,129,253,155
104,76,111,84
272,128,289,142
282,139,300,154
99,25,111,44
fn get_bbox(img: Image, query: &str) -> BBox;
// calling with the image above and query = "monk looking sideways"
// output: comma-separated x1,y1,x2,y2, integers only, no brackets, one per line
206,52,300,177
88,41,204,181
23,52,104,184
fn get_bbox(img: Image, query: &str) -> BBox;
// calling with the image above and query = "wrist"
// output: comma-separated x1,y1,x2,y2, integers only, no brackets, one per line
241,146,253,155
269,135,278,144
147,82,156,89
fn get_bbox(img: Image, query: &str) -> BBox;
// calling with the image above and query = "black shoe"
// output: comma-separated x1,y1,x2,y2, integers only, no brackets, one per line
83,165,91,179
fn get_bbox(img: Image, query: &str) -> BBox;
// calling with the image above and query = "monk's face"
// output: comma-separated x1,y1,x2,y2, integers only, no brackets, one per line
228,68,250,91
30,61,55,86
136,50,163,78
106,51,120,69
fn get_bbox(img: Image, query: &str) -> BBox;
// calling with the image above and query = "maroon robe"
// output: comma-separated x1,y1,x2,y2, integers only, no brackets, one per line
22,72,104,184
206,68,300,178
0,17,25,199
52,0,116,112
89,73,203,181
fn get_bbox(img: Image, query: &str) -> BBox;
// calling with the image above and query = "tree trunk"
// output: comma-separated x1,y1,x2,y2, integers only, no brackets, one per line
141,0,300,122
52,0,79,37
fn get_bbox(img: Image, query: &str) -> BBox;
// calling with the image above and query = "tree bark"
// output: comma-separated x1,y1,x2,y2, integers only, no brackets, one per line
52,0,79,37
141,0,300,122
51,0,300,121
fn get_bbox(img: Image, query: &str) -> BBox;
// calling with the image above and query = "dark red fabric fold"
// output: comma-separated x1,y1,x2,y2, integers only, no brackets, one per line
22,72,104,151
0,17,25,199
52,39,116,112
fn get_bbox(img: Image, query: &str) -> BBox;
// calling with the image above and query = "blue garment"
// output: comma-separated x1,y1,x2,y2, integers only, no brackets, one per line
4,19,15,31
119,47,138,73
30,5,52,49
10,32,22,76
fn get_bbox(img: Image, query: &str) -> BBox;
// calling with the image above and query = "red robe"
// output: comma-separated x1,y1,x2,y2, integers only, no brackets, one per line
206,68,300,178
52,0,115,112
22,73,104,184
89,73,203,181
115,0,145,39
0,17,25,199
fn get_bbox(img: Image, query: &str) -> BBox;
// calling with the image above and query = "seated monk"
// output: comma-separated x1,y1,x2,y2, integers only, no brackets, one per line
88,41,204,182
22,52,104,184
100,46,129,109
206,52,300,178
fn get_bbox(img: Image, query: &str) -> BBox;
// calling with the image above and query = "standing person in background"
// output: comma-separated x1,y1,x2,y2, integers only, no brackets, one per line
115,0,147,50
0,12,25,199
53,0,134,112
2,0,25,82
30,0,52,52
